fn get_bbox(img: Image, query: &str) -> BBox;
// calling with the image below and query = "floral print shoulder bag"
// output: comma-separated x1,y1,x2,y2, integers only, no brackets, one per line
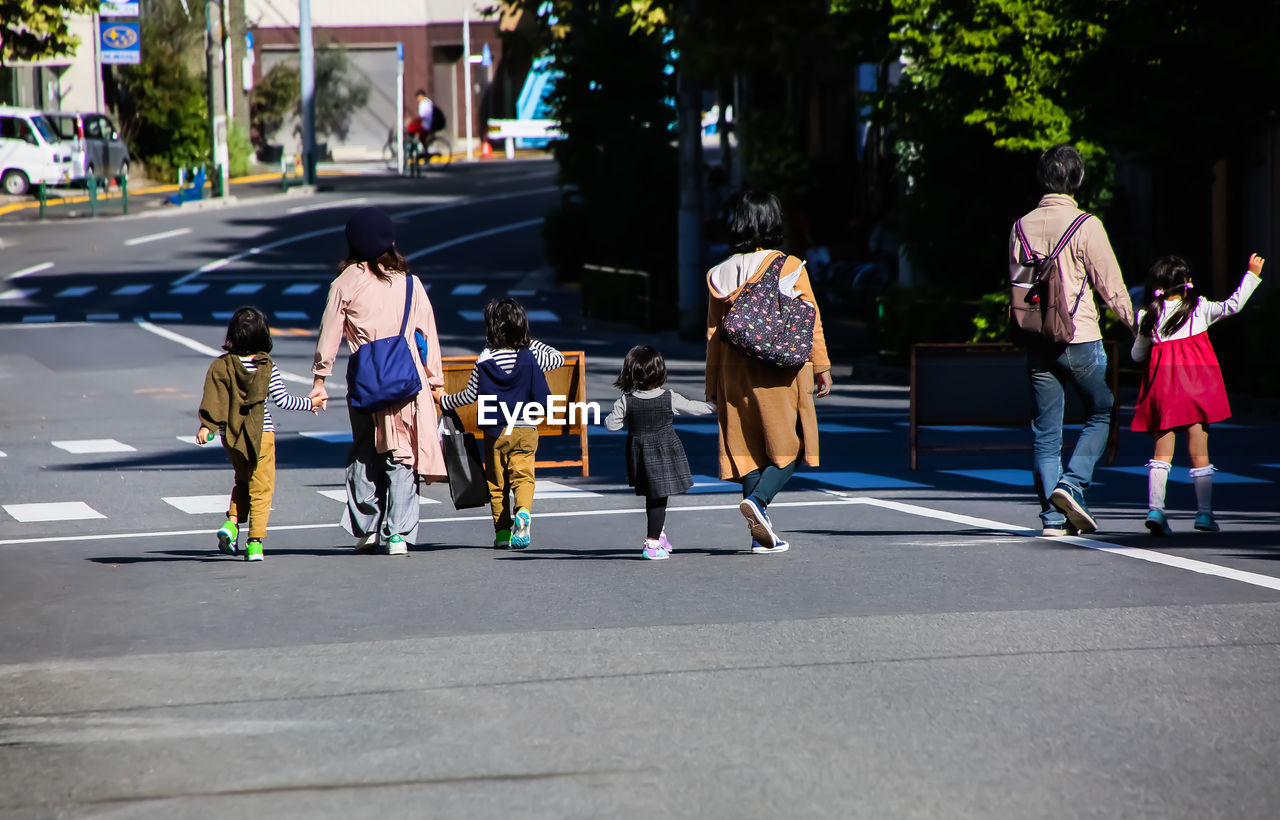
721,252,816,368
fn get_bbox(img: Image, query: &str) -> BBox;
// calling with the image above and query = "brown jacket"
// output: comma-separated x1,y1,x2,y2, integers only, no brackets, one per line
199,353,271,464
705,252,830,479
1009,194,1135,342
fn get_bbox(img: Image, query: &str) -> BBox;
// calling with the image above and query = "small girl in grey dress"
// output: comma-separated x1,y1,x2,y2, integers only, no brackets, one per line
604,345,715,560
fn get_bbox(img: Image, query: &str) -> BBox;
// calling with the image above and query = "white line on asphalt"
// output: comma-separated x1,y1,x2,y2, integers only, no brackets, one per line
286,196,368,214
848,497,1280,593
8,262,53,279
173,187,557,285
0,498,863,545
405,219,543,260
124,228,192,247
132,319,312,385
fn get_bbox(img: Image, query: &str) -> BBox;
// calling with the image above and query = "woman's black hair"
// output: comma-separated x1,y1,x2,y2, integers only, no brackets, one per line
1037,144,1085,195
337,246,410,283
223,306,273,355
613,344,666,393
1139,255,1199,338
484,297,531,350
728,189,784,253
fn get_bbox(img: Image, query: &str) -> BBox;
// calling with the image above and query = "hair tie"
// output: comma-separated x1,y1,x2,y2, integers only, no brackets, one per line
1152,288,1164,299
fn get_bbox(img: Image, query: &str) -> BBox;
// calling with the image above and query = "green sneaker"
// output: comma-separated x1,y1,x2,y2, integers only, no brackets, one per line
217,520,239,554
244,539,263,562
387,534,408,556
493,528,512,549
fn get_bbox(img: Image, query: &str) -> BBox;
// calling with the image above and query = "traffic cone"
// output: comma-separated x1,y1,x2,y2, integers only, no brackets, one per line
480,140,493,159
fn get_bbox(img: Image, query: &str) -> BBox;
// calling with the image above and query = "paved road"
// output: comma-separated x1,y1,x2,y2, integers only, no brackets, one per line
1,161,1278,819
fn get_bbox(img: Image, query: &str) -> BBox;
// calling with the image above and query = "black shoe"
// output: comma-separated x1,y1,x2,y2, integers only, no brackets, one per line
1049,484,1097,534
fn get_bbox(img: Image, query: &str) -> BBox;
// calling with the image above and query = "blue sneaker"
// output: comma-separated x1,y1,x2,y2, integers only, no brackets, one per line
216,520,238,554
739,496,778,547
1194,512,1220,533
1049,484,1098,534
511,508,532,549
750,538,790,555
1145,509,1172,536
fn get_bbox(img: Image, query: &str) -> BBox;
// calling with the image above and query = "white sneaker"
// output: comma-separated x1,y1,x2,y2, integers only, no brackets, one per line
739,497,778,548
387,534,408,556
354,533,377,552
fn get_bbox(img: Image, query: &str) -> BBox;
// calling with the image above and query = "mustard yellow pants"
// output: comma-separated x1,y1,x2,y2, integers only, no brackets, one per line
483,427,538,531
225,431,276,540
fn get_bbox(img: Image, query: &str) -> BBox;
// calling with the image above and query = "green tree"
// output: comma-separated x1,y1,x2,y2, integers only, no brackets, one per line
313,46,370,142
0,0,101,65
249,61,299,148
112,0,209,182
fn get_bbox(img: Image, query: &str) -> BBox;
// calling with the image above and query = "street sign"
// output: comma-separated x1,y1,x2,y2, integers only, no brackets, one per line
99,21,141,65
482,43,492,67
101,1,141,15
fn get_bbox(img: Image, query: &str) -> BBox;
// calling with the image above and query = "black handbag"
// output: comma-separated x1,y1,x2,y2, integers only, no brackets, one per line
440,409,489,509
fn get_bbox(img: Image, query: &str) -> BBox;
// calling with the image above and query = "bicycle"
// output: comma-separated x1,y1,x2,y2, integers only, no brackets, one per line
383,128,453,172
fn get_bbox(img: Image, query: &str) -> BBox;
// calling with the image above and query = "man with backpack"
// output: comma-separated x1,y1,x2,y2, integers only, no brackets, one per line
1010,144,1135,537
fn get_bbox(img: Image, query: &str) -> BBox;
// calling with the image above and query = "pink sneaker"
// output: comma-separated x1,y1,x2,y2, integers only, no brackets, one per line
642,538,668,560
659,532,673,554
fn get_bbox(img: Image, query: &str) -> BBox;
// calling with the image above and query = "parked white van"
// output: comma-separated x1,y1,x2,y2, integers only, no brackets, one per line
0,106,75,195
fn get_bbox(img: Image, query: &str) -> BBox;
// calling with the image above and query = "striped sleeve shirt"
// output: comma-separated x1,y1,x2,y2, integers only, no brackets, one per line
238,356,314,432
441,340,565,411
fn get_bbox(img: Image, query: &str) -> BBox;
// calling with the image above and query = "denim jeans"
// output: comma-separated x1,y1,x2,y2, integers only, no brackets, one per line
1027,340,1112,527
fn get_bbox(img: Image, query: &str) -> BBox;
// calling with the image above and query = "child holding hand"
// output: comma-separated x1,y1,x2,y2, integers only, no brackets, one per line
605,345,715,560
198,307,322,560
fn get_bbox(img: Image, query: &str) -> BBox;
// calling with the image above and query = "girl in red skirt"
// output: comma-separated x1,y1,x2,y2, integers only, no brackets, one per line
1131,253,1264,535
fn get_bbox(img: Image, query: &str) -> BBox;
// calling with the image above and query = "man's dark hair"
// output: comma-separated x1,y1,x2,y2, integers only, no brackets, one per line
729,189,784,253
223,306,273,355
1037,144,1085,195
415,89,427,97
484,298,531,350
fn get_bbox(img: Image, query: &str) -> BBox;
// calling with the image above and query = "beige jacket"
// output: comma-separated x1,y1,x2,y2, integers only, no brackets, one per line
1009,194,1135,342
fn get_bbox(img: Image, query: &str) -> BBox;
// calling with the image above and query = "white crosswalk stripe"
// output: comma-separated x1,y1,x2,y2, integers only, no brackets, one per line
3,501,106,522
52,439,136,454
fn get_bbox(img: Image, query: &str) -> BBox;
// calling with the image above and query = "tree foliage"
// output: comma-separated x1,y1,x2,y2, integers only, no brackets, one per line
112,1,209,182
249,61,299,147
0,0,101,65
313,46,370,141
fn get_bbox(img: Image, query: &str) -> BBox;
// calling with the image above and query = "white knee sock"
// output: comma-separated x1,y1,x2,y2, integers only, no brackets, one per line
1147,460,1171,511
1189,465,1215,514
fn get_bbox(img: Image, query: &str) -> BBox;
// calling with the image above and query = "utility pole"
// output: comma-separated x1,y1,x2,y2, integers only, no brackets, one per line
204,2,218,195
463,0,473,161
299,0,316,185
676,0,704,338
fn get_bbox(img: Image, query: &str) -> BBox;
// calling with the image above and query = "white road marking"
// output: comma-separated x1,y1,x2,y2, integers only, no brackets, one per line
174,187,557,285
8,262,53,279
286,196,368,214
162,495,229,515
533,480,602,500
133,320,312,385
452,283,485,295
283,283,321,295
3,501,106,523
405,218,543,261
227,283,263,294
169,284,207,295
55,286,94,298
0,450,6,457
317,488,439,505
848,497,1280,593
113,284,151,296
124,227,192,246
0,288,37,300
52,439,137,454
86,313,119,322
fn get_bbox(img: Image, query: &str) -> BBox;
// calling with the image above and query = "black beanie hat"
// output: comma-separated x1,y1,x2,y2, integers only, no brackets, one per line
345,206,395,262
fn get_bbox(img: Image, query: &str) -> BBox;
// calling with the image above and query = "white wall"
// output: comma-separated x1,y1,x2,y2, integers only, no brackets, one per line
6,14,102,112
246,0,492,28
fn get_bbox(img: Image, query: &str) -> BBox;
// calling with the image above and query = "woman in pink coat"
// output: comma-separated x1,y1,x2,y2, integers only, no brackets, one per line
311,207,447,555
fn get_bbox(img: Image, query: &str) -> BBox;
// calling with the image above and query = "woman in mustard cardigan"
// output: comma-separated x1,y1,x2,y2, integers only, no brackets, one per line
705,191,834,555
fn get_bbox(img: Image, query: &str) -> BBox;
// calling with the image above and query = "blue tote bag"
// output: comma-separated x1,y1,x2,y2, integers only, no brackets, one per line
345,275,424,413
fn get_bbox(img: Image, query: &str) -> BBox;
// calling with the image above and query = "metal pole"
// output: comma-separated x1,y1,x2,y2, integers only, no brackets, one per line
38,183,46,220
221,0,234,120
121,168,128,215
676,4,704,338
396,42,405,176
88,172,99,217
205,2,219,196
463,0,473,161
299,0,316,185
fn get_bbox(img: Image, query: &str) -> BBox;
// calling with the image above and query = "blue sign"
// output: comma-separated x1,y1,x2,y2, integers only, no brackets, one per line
100,21,141,65
398,42,404,61
481,43,492,67
246,31,254,51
